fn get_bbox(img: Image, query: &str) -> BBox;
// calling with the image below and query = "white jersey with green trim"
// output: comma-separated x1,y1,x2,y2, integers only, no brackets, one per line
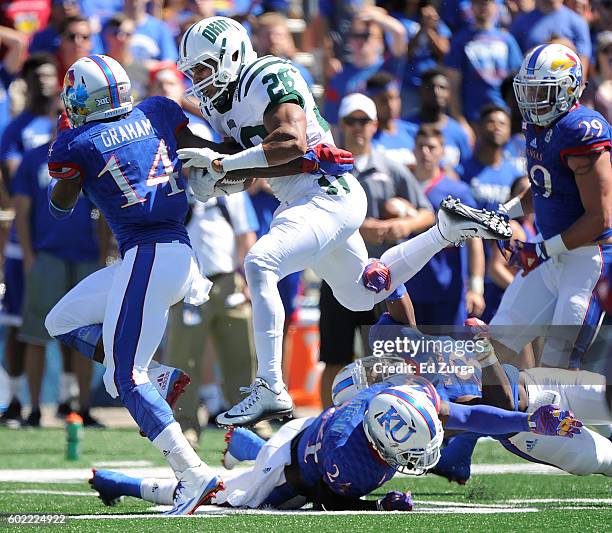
201,55,335,203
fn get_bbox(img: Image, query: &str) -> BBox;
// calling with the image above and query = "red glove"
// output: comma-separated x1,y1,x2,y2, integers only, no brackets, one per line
499,240,550,277
300,143,354,175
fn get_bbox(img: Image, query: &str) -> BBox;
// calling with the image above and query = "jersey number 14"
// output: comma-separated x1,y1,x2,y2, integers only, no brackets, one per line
98,139,184,208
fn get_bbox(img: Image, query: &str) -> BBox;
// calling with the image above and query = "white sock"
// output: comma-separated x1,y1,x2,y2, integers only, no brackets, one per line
152,422,202,473
246,265,285,391
9,376,24,402
141,478,177,505
58,373,78,404
380,227,447,288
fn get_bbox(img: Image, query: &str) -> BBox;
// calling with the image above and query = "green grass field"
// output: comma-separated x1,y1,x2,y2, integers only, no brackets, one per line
0,426,610,531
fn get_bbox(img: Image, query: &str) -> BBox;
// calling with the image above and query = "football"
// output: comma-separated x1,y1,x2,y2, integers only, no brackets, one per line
214,175,255,196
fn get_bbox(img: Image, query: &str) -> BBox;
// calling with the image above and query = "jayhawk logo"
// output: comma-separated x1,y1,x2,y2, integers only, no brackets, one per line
64,70,90,117
551,53,581,80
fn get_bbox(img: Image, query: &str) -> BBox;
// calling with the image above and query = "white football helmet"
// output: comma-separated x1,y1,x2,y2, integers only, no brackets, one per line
61,55,132,128
513,43,583,127
332,356,411,407
364,386,444,475
178,16,257,106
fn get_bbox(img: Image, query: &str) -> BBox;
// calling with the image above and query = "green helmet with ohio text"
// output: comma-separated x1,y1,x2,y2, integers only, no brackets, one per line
61,55,132,128
178,16,257,107
513,43,583,127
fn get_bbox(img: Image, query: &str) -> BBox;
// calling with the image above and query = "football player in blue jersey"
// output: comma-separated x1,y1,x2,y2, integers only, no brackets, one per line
89,377,579,511
494,43,612,369
361,292,612,481
44,54,356,515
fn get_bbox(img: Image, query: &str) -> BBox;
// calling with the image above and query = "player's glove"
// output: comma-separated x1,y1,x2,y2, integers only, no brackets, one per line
498,239,550,277
301,143,354,175
527,404,583,438
177,147,226,180
376,490,414,511
188,167,217,203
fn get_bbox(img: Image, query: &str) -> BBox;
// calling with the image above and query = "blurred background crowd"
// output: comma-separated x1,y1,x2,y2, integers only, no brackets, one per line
0,0,610,446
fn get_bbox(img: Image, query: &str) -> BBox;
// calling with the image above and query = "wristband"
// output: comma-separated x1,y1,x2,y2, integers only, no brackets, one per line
543,234,568,257
221,144,269,172
468,276,484,295
475,340,498,368
502,196,524,219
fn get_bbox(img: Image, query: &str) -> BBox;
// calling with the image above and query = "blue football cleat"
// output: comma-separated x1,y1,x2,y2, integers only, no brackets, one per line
89,469,128,506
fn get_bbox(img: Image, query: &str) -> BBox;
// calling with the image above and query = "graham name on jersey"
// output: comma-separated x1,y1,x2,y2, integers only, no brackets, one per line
100,118,154,148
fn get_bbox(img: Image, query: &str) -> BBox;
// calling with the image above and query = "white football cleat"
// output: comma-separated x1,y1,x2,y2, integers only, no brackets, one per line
164,464,223,515
148,361,191,410
216,378,294,427
437,196,513,245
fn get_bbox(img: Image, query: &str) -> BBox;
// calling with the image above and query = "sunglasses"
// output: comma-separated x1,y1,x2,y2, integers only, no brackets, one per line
343,116,372,126
66,32,91,42
108,27,133,38
349,32,371,41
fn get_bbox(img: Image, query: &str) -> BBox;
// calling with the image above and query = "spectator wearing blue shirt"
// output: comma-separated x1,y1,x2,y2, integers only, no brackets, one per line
509,0,592,76
29,0,104,57
405,126,485,326
500,73,527,175
367,71,418,169
382,0,451,117
405,68,473,177
444,0,523,124
102,14,150,104
323,7,406,127
56,16,95,78
125,0,178,64
483,175,535,324
252,12,314,87
460,105,524,212
0,54,58,428
0,26,27,151
14,141,105,427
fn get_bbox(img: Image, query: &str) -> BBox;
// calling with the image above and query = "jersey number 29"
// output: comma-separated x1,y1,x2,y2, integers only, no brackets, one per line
98,139,183,208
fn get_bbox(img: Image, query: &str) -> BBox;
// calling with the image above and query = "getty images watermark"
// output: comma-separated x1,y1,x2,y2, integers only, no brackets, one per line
369,335,492,377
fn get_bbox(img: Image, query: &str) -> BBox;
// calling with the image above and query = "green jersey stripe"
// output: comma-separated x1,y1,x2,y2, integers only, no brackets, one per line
236,56,274,101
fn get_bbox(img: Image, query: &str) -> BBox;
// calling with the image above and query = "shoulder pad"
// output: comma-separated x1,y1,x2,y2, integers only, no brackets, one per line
236,56,304,108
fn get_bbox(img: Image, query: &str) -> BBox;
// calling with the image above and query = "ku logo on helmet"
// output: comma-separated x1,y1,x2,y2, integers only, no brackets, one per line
375,406,417,444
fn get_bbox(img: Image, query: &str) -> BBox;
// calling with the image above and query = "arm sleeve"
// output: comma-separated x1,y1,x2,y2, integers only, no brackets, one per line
445,401,530,434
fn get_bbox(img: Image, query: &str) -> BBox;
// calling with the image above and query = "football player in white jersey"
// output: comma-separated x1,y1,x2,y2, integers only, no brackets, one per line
175,16,512,426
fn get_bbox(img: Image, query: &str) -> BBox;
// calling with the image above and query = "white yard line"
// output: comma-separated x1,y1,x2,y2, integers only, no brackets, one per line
0,463,566,484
